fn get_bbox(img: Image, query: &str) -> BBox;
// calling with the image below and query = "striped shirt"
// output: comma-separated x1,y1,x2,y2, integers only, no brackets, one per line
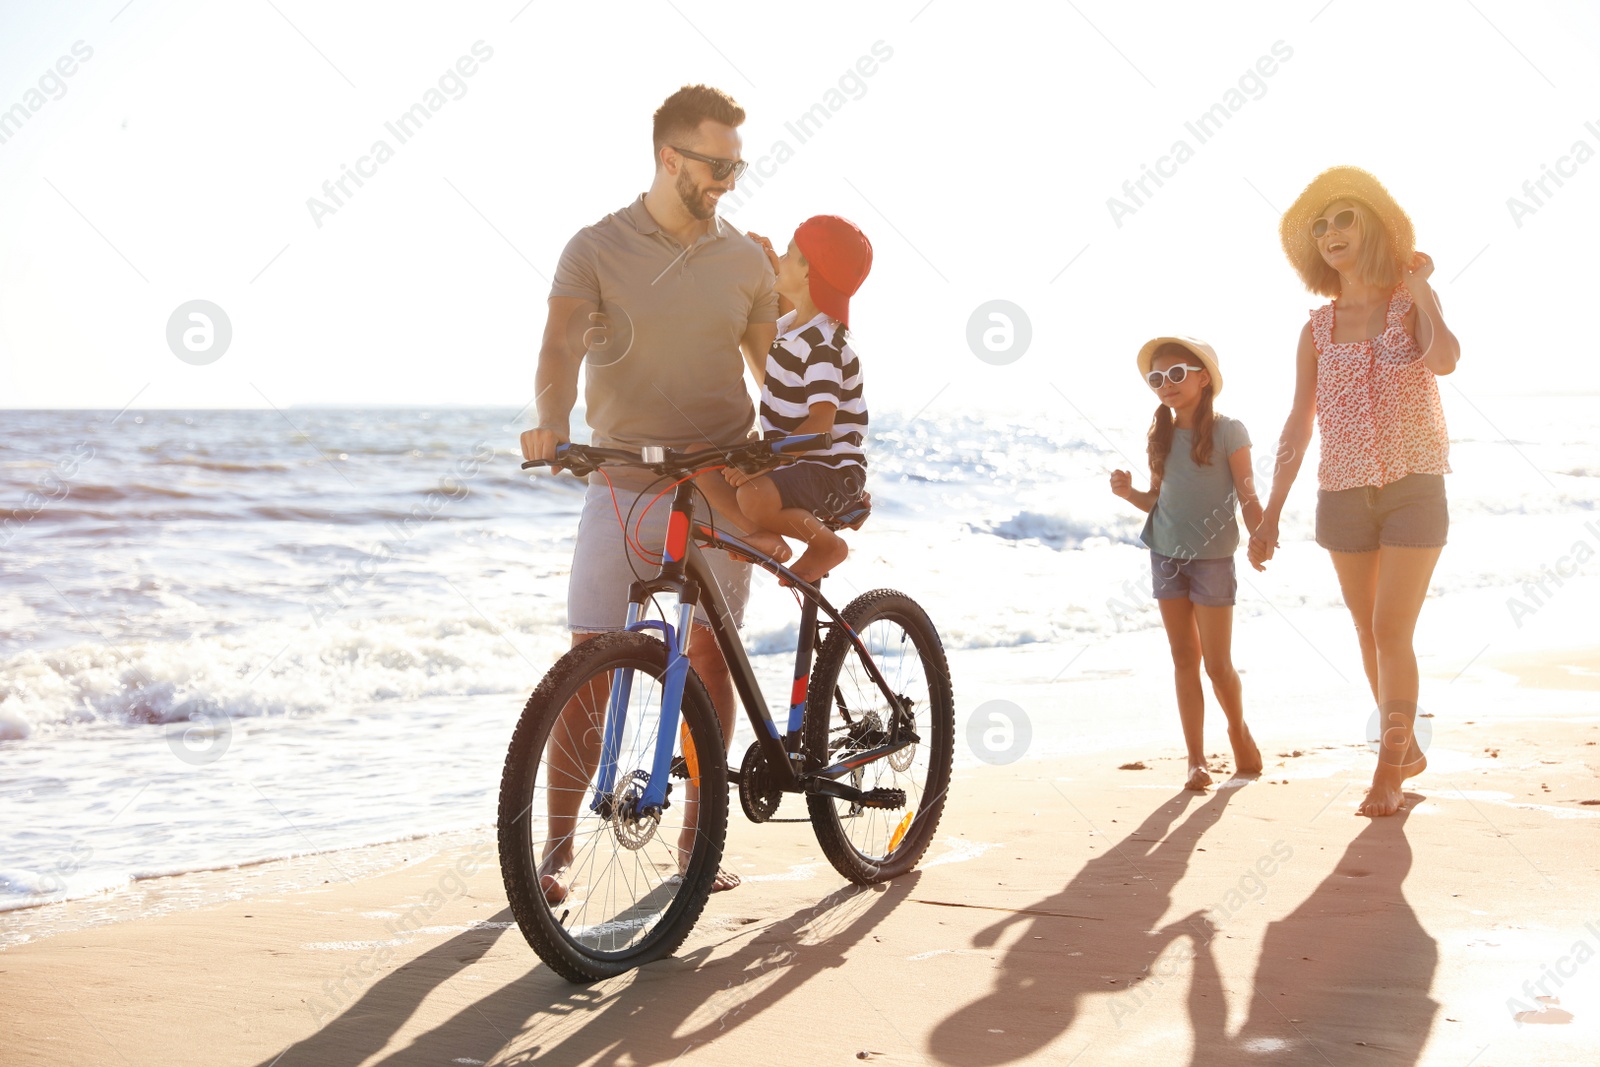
759,311,867,469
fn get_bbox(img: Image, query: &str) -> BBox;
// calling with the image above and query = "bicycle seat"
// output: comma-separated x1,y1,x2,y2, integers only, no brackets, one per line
821,502,871,532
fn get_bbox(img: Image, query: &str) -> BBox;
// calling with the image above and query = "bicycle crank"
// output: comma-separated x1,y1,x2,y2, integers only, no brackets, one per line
738,741,784,823
804,776,906,810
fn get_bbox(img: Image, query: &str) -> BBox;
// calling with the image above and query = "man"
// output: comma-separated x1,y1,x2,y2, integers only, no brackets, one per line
519,84,777,900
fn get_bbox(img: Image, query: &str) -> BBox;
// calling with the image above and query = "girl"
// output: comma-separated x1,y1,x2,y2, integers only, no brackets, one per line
1111,337,1265,791
1250,166,1460,818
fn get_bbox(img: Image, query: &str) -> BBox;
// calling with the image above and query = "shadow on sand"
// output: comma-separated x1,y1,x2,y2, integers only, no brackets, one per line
930,782,1243,1064
1187,799,1438,1065
259,871,922,1066
928,788,1439,1066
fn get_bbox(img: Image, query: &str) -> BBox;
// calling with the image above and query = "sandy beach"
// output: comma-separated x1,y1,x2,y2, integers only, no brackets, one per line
4,621,1596,1067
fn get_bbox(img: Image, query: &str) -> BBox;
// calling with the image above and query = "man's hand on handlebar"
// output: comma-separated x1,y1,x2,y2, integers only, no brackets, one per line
520,427,566,464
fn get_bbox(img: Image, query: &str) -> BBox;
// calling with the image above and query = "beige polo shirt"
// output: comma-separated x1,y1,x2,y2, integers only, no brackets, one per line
551,195,778,452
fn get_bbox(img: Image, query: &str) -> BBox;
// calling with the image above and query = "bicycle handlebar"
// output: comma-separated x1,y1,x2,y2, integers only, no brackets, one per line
520,433,832,478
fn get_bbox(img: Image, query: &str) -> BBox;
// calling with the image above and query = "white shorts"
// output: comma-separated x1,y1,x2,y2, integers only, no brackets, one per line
567,478,751,633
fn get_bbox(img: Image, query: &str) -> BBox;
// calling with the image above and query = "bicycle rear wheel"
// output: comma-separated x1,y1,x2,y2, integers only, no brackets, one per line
498,631,727,982
804,590,954,884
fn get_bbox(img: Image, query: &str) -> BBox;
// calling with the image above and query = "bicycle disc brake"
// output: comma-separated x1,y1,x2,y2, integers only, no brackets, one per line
889,696,918,772
611,770,663,850
738,741,784,824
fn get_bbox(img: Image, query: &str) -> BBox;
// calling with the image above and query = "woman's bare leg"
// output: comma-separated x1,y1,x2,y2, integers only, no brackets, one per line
1331,546,1442,816
1362,545,1443,814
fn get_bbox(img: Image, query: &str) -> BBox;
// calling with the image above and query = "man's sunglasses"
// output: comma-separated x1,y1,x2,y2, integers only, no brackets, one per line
1147,364,1204,389
671,145,748,182
1310,208,1357,239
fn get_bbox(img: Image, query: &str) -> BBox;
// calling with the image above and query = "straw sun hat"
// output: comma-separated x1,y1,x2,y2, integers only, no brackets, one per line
1137,335,1223,398
1280,165,1415,297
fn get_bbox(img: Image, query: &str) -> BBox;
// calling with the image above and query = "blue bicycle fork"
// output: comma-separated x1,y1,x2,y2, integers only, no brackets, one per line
589,598,696,816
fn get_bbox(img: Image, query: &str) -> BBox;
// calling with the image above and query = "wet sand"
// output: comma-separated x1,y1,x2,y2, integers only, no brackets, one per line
3,640,1598,1066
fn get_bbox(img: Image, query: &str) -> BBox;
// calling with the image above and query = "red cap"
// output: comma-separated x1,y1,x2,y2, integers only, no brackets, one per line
793,215,873,328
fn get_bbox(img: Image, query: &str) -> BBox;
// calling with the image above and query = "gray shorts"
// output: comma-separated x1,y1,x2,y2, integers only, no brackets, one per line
567,478,751,633
766,461,866,518
1316,473,1448,553
1151,551,1237,608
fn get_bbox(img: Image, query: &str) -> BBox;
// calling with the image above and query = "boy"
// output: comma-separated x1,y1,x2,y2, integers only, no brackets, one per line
729,216,872,583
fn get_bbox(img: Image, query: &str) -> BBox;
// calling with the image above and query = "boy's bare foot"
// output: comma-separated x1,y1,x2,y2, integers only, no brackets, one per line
1185,764,1213,791
709,868,742,892
789,531,848,584
739,529,791,563
1229,723,1263,775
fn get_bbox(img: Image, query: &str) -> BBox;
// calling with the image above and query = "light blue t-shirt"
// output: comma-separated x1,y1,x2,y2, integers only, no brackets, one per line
1140,415,1251,560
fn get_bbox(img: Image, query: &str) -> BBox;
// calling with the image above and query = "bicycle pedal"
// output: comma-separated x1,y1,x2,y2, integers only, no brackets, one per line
858,788,906,810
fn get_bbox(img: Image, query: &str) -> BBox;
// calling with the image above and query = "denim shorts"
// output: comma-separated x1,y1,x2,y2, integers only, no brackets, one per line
1151,551,1237,608
1315,473,1448,553
766,461,865,519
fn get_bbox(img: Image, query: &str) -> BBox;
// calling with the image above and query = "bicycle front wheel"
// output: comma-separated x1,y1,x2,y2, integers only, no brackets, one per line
497,631,727,983
804,590,954,884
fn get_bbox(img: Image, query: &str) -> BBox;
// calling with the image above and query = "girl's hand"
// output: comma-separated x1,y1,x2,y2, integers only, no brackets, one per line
1402,251,1435,290
1109,469,1133,499
747,231,781,274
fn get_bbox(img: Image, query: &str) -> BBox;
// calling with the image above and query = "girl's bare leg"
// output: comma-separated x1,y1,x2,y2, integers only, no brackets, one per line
1158,598,1212,789
1193,603,1262,774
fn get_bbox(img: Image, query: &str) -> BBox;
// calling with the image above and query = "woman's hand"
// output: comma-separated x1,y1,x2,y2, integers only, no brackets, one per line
1109,469,1133,499
724,467,754,489
1401,251,1434,292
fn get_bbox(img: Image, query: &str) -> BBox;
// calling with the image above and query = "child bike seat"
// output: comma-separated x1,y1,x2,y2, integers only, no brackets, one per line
821,502,872,532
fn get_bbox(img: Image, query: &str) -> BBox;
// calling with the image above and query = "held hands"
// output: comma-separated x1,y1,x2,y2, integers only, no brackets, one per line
1109,469,1133,500
1247,514,1279,571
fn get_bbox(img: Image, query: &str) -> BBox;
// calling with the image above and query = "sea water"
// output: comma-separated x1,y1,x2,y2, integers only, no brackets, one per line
1,400,1595,922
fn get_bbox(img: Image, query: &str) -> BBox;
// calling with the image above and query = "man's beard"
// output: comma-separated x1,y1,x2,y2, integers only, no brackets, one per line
675,167,720,221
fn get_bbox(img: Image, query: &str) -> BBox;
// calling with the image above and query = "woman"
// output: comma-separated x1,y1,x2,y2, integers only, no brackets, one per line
1250,166,1461,817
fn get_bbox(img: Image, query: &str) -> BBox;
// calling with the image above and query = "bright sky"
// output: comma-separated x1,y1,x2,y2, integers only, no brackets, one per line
1,0,1596,424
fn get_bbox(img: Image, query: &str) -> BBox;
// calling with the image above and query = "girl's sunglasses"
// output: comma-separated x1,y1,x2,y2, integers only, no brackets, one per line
1310,208,1357,239
671,145,748,182
1147,364,1204,388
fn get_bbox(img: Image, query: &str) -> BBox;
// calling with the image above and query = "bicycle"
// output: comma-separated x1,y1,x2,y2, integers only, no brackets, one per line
497,434,954,983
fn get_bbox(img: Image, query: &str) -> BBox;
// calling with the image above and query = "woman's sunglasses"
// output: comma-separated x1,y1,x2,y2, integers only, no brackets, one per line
1310,208,1357,239
1147,364,1204,388
671,145,748,182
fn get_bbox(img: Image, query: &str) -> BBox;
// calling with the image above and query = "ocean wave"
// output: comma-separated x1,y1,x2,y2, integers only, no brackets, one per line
0,613,572,737
973,510,1134,551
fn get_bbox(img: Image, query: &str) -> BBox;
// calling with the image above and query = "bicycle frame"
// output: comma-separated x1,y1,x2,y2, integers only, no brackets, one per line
592,475,915,816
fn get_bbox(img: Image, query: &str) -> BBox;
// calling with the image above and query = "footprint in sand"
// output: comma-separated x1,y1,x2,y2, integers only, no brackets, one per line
1514,996,1574,1025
